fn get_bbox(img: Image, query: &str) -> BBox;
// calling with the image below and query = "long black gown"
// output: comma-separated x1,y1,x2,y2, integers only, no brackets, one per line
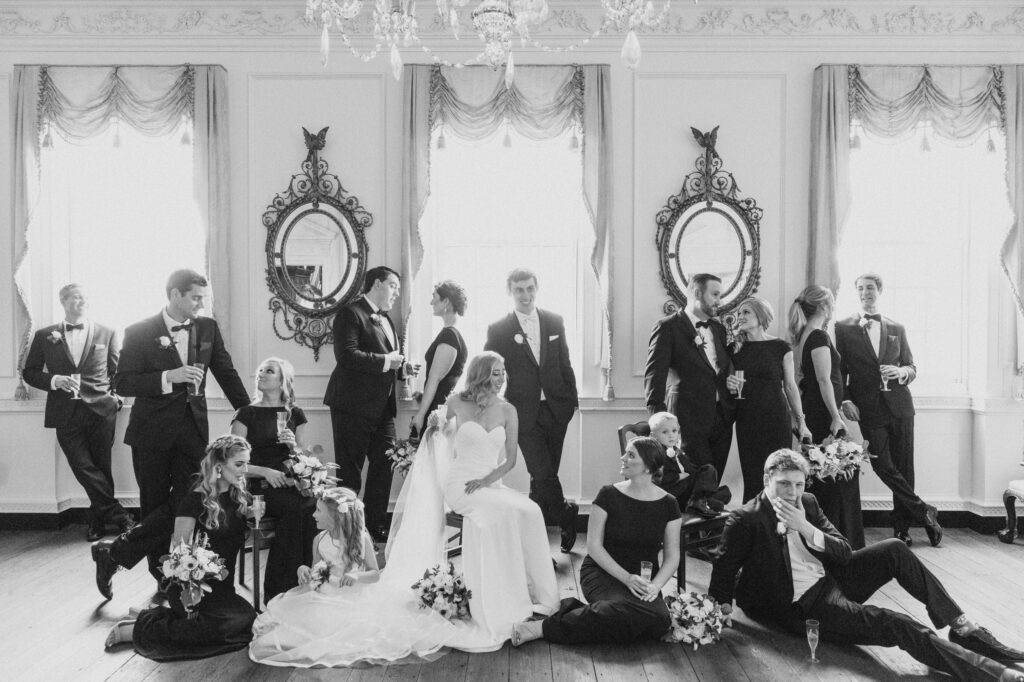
132,490,257,661
799,328,865,549
731,338,793,502
422,326,468,414
232,404,316,601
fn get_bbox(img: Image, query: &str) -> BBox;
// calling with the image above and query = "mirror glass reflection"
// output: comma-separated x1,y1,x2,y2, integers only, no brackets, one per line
676,206,743,292
276,208,352,309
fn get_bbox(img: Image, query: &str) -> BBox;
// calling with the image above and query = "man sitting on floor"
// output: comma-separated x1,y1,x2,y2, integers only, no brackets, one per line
710,449,1024,682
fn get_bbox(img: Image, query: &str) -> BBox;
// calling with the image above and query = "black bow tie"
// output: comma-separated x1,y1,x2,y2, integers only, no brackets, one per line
695,320,710,329
170,323,192,333
64,322,84,331
863,314,881,322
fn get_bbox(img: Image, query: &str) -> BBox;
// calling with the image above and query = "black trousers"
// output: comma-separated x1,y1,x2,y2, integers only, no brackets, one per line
109,504,175,571
131,419,207,578
786,539,1004,681
256,483,317,601
660,464,726,509
680,403,733,483
860,417,931,531
542,560,671,644
518,401,571,525
329,407,395,531
55,404,128,524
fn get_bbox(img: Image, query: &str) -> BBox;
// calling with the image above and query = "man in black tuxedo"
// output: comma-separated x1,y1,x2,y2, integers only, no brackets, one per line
710,449,1024,682
102,269,250,582
485,268,580,553
325,265,406,543
835,273,942,547
644,273,734,479
23,284,132,541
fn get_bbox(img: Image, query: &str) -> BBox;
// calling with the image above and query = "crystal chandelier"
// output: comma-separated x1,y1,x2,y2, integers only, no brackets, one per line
306,0,684,80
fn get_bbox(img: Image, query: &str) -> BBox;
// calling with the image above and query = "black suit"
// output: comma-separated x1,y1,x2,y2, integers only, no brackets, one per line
485,309,578,523
644,311,735,478
23,321,129,526
114,312,248,574
836,314,930,532
323,297,401,530
710,493,1005,680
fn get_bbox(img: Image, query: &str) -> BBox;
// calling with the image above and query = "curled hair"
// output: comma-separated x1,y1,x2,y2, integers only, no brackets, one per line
629,436,668,485
166,269,208,299
786,285,834,344
506,268,538,291
320,487,366,569
762,448,811,487
733,296,775,352
253,356,297,408
194,434,250,530
855,272,883,291
459,351,504,409
362,266,400,294
434,280,468,316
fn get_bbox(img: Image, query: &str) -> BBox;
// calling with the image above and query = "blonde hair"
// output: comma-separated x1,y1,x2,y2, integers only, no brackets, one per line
320,487,366,568
734,296,775,352
459,351,504,410
194,435,250,530
787,285,834,344
647,411,678,432
254,356,297,407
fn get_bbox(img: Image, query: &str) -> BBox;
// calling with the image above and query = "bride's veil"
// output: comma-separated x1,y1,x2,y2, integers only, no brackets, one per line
383,405,454,587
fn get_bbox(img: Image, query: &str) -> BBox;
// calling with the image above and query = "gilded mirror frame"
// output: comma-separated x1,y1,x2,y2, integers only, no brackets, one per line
263,127,372,360
655,126,762,329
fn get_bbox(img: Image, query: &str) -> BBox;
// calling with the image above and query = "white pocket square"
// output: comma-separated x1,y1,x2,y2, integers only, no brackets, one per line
95,344,106,350
549,335,559,341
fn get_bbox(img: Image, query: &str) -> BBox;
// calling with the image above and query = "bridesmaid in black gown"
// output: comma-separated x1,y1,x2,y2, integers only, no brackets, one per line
411,280,468,436
789,285,864,549
728,296,810,502
231,357,316,601
103,435,257,660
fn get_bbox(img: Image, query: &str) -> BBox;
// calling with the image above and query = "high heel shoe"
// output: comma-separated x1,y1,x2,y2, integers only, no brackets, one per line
104,619,136,650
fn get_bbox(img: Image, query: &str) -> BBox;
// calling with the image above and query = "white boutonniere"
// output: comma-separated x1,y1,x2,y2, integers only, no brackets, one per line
370,313,382,327
858,317,871,330
157,336,173,349
776,521,788,536
48,330,63,344
513,333,526,345
693,334,707,350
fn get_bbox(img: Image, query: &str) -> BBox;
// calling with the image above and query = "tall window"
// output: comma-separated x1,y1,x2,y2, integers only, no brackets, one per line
415,127,594,374
32,121,206,332
837,124,1011,395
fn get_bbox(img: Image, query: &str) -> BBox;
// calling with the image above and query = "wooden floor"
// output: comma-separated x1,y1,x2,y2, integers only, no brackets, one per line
3,525,1023,681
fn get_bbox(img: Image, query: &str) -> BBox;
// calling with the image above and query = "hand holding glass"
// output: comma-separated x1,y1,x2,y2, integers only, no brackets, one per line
639,561,653,582
252,494,265,526
276,413,289,435
806,619,820,662
880,364,892,392
734,370,746,399
187,362,205,396
69,373,82,400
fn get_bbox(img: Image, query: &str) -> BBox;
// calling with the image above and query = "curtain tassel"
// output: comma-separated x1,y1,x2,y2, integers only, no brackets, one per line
180,119,193,146
42,129,53,149
569,131,579,150
437,129,447,149
850,132,861,149
986,128,997,153
14,377,29,401
920,132,931,152
503,129,512,148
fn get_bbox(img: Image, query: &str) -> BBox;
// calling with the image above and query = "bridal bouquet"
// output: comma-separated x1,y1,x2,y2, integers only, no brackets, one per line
662,590,729,649
386,438,417,477
308,560,334,591
411,562,472,620
803,436,872,482
159,534,228,617
284,445,338,497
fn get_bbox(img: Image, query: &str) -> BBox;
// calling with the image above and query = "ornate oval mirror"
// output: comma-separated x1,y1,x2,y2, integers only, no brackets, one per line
263,127,372,360
655,126,762,327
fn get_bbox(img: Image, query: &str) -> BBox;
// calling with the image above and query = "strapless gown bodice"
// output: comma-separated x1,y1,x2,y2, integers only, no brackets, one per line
448,422,506,484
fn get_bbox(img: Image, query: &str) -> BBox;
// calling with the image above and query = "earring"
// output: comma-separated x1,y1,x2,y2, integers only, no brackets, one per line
216,468,222,480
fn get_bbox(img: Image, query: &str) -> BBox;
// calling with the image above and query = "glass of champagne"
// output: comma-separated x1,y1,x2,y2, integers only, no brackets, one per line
806,619,820,662
187,362,205,396
252,494,265,527
734,370,746,400
69,373,82,400
639,561,653,582
880,364,891,392
276,412,289,435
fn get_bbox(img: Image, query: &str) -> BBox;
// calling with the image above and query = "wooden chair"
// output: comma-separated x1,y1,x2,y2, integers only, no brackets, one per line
239,517,276,610
445,511,464,558
617,419,730,591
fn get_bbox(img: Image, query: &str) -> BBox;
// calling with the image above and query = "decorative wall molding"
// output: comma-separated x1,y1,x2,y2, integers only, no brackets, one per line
0,3,1022,39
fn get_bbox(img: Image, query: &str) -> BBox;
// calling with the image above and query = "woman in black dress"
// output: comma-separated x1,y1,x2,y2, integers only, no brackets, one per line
728,296,810,502
103,435,257,659
788,285,864,549
510,437,682,645
410,280,468,435
231,356,316,601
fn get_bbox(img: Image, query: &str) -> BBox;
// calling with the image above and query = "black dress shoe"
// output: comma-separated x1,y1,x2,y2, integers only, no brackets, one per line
559,501,579,553
91,540,116,600
997,527,1017,544
87,522,107,542
950,626,1024,662
117,517,138,535
687,498,719,519
924,506,943,547
894,529,913,547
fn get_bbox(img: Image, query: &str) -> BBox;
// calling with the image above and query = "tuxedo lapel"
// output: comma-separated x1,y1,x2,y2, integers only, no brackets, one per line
710,322,728,373
359,298,393,351
878,318,890,362
538,310,549,368
757,493,793,581
76,323,95,372
153,314,184,369
57,326,76,367
510,313,539,367
678,313,715,373
859,323,878,361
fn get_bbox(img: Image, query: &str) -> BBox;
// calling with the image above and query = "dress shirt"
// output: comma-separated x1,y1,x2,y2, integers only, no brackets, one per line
49,320,89,390
365,297,398,372
665,446,690,480
515,309,545,401
686,310,719,370
860,312,881,357
160,309,193,393
787,526,826,602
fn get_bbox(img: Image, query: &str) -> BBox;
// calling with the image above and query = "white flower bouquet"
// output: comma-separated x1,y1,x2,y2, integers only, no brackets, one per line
386,438,417,477
803,435,872,482
411,562,472,620
284,445,338,497
662,590,729,649
159,534,228,617
308,560,334,591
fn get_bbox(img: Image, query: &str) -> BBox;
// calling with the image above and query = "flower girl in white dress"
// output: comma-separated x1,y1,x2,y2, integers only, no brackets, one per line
249,488,454,667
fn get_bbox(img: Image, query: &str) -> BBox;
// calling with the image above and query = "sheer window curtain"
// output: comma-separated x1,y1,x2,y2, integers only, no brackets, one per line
400,64,613,396
12,64,230,397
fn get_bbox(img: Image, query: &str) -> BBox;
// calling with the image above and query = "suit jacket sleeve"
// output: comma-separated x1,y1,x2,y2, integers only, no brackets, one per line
107,329,121,393
806,494,852,565
708,510,752,606
896,324,917,383
207,322,249,409
644,320,670,414
334,306,387,375
835,325,851,396
114,323,167,397
483,321,500,354
22,331,54,392
554,317,578,403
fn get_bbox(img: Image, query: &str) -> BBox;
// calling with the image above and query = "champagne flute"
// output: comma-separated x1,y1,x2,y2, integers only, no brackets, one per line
639,561,653,582
806,619,820,662
252,494,265,527
69,373,82,400
880,364,891,392
734,370,746,400
187,362,205,396
276,412,289,435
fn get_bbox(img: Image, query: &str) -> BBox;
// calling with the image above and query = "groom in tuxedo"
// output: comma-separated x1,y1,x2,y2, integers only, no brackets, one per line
645,273,735,479
324,265,405,543
710,449,1024,681
22,284,132,541
485,268,580,553
835,273,942,547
